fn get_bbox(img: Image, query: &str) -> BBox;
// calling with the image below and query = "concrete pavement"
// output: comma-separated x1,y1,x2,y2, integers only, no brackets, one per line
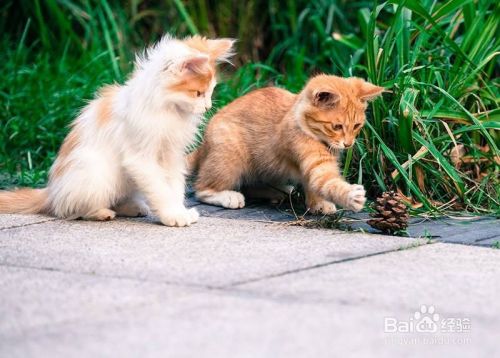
0,206,499,357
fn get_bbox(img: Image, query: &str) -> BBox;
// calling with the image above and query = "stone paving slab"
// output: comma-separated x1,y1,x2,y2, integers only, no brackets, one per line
345,213,500,247
1,243,497,358
188,198,500,247
238,243,500,316
477,237,500,248
0,285,412,358
0,265,195,338
234,242,500,356
0,215,423,288
0,207,498,357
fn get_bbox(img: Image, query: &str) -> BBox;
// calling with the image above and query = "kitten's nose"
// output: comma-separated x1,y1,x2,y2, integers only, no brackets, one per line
344,140,354,148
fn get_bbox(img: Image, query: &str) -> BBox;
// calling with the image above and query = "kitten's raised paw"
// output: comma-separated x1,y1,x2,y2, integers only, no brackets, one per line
345,184,366,212
160,207,199,227
308,200,337,215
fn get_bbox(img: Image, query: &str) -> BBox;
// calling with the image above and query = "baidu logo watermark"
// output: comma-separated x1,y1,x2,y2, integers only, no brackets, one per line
384,305,472,345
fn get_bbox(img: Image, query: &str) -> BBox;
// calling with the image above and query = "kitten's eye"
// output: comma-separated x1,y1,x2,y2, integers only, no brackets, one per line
332,124,343,131
354,123,362,130
196,91,204,97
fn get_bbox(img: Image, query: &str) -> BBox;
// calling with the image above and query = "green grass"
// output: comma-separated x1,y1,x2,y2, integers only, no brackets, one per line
0,27,119,187
1,0,499,215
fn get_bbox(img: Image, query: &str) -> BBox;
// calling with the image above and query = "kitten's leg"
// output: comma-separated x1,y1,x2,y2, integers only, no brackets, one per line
83,208,116,221
124,157,198,227
194,157,245,209
301,153,366,212
305,190,337,215
114,195,150,217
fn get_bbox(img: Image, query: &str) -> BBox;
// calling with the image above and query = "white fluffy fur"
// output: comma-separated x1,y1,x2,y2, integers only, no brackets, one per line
45,35,224,226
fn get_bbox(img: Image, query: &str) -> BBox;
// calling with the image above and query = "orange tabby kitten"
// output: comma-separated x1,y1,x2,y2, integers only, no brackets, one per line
189,74,384,213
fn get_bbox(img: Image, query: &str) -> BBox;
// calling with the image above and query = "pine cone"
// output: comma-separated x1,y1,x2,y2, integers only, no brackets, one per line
367,191,409,234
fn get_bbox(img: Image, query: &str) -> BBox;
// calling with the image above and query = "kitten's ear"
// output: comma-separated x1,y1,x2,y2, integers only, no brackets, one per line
180,55,210,74
312,90,340,108
357,80,385,102
206,38,235,62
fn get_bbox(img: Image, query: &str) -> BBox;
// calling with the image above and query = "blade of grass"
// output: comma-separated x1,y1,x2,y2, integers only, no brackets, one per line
172,0,199,35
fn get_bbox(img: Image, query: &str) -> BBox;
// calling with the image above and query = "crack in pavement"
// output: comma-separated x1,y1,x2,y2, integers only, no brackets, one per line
0,240,436,338
0,262,211,290
0,218,60,232
475,235,500,242
220,240,434,288
0,239,431,292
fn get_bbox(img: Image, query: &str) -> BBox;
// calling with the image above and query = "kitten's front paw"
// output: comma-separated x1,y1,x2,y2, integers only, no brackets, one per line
345,184,366,212
160,207,199,227
308,200,337,215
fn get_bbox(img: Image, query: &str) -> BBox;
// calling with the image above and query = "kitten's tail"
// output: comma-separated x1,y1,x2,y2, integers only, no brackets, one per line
0,188,49,214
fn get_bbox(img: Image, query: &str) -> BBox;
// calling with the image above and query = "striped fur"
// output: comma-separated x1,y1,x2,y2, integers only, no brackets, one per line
190,74,384,213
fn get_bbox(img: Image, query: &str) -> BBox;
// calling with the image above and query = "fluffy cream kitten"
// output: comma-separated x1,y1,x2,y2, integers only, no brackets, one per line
0,35,234,226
